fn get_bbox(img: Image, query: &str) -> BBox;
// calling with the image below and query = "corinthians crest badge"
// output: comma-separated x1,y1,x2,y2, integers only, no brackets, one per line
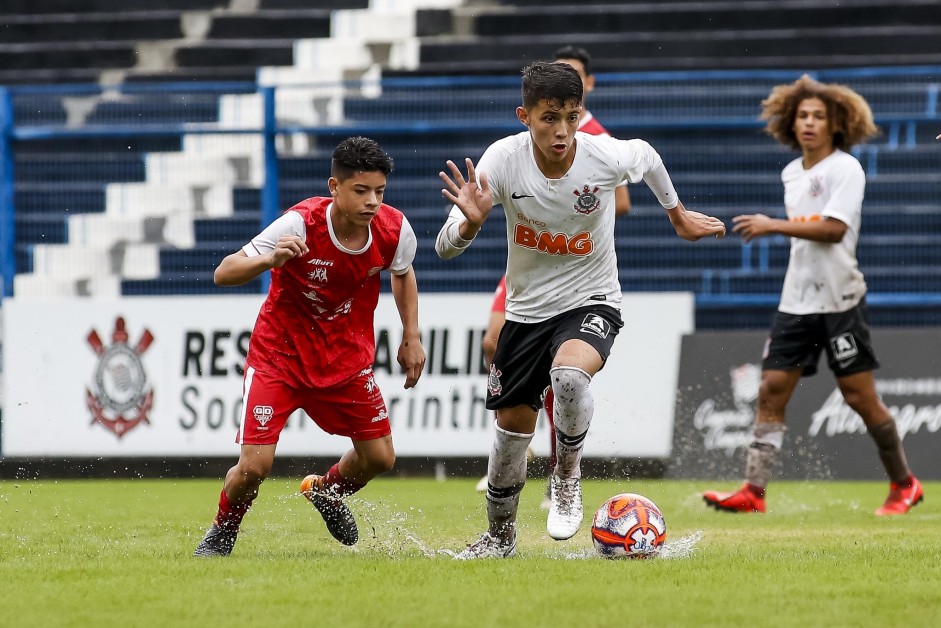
86,317,154,438
573,185,601,214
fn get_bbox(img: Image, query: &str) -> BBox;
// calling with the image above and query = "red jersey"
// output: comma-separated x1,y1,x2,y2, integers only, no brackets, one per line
578,110,609,136
243,196,416,388
490,275,507,314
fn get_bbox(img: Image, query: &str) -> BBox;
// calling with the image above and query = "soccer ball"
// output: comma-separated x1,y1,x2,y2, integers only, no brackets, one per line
590,493,667,559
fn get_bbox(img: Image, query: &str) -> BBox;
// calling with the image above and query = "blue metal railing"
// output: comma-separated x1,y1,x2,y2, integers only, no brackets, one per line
0,88,14,298
1,66,939,307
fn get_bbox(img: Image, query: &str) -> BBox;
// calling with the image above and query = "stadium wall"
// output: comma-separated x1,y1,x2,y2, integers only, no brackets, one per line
0,292,691,478
671,328,941,480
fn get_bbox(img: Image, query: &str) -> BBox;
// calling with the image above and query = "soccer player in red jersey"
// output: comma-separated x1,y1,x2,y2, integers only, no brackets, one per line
479,47,631,506
703,76,923,516
194,136,426,556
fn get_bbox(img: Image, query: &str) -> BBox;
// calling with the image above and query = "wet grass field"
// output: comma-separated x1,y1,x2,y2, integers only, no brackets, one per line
1,477,938,627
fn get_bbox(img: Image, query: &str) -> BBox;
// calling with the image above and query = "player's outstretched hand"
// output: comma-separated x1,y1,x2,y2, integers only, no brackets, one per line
669,204,727,241
269,235,309,268
398,336,426,389
440,158,493,229
732,214,775,243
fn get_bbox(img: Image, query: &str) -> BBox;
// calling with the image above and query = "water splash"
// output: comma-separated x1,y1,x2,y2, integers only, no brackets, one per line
657,530,703,559
355,498,439,558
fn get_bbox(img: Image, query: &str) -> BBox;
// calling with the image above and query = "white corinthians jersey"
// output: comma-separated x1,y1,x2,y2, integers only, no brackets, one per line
437,131,677,323
779,149,867,314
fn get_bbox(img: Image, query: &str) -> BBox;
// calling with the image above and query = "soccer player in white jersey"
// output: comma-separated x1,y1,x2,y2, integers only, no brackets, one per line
477,46,631,507
436,61,726,559
703,75,923,516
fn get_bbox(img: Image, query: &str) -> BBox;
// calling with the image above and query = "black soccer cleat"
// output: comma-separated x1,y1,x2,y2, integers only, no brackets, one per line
193,523,238,557
301,474,359,546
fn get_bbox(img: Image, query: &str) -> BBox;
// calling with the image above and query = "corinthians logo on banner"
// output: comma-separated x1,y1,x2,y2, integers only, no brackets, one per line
85,316,155,438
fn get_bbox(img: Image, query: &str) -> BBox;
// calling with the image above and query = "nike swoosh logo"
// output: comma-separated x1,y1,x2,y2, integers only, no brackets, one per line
511,192,535,199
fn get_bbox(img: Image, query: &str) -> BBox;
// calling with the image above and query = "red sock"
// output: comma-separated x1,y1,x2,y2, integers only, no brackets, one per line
214,489,252,531
322,464,365,499
898,475,914,489
746,483,766,498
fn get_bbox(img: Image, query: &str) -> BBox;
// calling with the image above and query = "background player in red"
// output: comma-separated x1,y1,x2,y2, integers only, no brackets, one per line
703,76,923,516
478,47,631,505
194,136,425,556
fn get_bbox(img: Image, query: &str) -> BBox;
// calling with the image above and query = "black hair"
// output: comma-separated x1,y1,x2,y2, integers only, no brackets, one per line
520,61,583,110
331,136,393,180
553,45,593,76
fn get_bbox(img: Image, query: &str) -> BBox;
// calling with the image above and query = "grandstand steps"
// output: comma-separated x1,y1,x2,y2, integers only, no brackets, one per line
124,66,260,85
0,11,184,44
259,0,369,8
14,153,145,184
474,2,941,39
402,0,941,75
0,0,225,15
122,272,261,296
0,40,138,72
204,10,332,41
175,39,297,70
411,28,941,75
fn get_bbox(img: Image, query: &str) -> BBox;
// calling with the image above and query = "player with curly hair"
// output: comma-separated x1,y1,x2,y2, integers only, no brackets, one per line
703,75,923,516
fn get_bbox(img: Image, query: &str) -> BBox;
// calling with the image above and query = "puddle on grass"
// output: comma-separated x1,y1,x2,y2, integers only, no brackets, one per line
289,488,705,561
354,498,440,558
541,530,704,560
657,530,704,559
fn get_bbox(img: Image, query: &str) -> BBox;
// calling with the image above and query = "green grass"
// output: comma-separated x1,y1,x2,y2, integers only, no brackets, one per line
1,477,938,627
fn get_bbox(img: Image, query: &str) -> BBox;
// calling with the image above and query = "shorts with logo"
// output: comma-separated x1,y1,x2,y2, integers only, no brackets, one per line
762,299,879,378
236,366,391,445
487,304,623,411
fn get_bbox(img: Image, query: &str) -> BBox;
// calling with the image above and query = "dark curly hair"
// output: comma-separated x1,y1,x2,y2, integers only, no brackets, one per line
762,74,879,151
521,61,583,110
331,136,394,180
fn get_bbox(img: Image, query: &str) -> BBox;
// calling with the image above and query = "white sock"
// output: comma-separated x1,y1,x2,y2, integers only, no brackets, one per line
485,421,534,539
550,366,593,479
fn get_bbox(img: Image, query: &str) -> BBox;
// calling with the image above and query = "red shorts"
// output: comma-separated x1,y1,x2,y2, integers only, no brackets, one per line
236,366,391,445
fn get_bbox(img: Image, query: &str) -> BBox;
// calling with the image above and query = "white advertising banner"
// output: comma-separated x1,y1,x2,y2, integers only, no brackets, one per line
1,292,691,458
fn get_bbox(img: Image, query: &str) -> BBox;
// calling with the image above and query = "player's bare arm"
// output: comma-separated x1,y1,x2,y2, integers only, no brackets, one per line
665,202,727,241
732,214,846,243
439,158,493,240
614,185,631,216
390,266,426,389
214,235,309,286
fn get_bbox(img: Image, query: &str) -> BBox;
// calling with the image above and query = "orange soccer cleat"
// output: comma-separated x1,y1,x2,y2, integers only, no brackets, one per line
703,484,766,513
875,476,924,516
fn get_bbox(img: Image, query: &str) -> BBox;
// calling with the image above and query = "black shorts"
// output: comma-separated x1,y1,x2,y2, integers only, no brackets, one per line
762,299,879,378
486,305,623,411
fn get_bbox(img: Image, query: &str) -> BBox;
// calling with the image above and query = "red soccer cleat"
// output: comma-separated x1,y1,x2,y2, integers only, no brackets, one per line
703,484,766,513
875,476,924,516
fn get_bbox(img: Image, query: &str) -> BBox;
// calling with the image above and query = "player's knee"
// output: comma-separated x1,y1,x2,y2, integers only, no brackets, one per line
235,461,270,487
840,386,880,416
549,366,591,404
367,449,396,475
758,377,789,407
